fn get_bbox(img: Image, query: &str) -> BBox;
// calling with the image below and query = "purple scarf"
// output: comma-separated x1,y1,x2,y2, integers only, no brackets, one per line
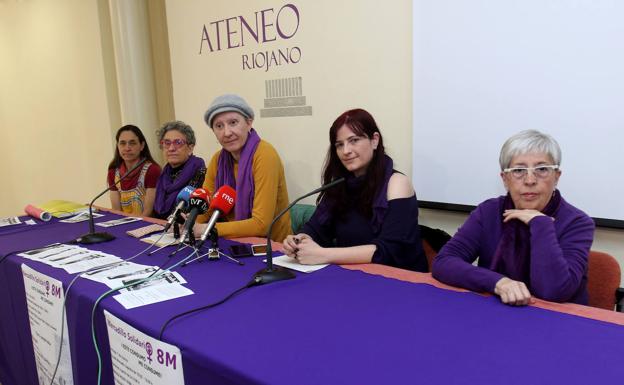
315,154,394,233
154,155,205,217
215,128,261,220
490,189,562,283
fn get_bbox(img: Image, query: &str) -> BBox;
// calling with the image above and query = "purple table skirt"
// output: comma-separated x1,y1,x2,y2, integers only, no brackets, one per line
2,214,624,385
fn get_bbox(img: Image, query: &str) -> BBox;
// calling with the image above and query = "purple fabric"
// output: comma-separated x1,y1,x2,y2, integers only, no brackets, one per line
215,128,260,220
314,154,394,233
432,193,595,304
1,213,621,385
154,155,205,217
490,189,562,282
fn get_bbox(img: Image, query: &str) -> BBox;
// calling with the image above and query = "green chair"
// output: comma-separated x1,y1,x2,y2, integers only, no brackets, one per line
290,204,316,234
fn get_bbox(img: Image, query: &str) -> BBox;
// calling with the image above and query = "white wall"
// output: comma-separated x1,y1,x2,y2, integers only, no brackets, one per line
0,0,167,217
412,0,624,223
0,0,117,216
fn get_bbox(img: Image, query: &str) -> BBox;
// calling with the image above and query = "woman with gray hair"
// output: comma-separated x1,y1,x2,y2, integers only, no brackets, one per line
432,130,594,305
153,121,206,219
194,94,291,241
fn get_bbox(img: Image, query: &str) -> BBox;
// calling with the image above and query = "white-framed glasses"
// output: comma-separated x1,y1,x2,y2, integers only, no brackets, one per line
503,165,559,179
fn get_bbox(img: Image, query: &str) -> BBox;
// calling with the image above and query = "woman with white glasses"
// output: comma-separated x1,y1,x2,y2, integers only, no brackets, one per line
432,130,594,305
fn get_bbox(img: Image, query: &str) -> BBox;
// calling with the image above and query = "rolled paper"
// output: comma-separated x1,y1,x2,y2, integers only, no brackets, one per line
24,204,52,222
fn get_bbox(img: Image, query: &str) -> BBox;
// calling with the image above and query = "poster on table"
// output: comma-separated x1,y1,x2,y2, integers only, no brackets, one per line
104,310,185,385
21,264,75,385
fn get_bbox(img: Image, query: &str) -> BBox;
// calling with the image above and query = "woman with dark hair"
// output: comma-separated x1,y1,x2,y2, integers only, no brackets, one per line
153,121,206,219
282,109,428,272
107,125,161,216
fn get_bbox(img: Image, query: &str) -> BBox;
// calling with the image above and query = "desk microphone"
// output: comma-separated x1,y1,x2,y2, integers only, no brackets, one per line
252,177,345,286
75,158,147,244
163,186,194,233
181,188,210,243
196,185,236,249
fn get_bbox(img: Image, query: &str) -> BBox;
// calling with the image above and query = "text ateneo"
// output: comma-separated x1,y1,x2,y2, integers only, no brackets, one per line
199,3,301,72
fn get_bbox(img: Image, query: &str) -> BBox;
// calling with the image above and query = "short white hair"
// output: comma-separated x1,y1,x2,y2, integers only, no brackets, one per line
499,130,561,170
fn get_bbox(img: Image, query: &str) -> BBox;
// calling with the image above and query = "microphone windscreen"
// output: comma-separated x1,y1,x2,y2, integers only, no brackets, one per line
24,204,52,221
188,188,210,214
209,185,236,214
176,186,195,205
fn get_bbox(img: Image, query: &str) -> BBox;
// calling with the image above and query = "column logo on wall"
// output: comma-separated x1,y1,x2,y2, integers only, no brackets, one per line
260,77,312,117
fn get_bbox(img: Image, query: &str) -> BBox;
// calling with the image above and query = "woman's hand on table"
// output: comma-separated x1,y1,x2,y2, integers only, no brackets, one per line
283,234,327,265
494,277,533,306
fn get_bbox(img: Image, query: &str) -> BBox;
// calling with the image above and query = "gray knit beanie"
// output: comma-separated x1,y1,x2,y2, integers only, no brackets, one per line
203,94,255,128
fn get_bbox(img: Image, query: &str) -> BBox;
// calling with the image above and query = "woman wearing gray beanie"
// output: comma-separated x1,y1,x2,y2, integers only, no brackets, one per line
194,94,291,241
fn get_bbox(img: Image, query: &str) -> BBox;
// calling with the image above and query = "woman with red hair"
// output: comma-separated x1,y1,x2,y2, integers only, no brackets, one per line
283,109,427,272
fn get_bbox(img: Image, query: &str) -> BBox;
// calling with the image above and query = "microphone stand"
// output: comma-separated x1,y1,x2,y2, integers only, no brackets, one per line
252,177,345,286
182,227,242,265
75,158,147,244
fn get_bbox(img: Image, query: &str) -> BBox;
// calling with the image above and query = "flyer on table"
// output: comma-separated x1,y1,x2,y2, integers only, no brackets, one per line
21,264,75,385
104,310,185,385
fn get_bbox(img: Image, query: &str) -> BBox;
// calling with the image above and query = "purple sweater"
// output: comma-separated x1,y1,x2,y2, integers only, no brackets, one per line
302,197,428,272
432,195,595,304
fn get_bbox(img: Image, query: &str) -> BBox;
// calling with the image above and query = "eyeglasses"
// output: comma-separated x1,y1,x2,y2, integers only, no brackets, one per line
503,165,559,180
118,140,139,147
160,138,187,149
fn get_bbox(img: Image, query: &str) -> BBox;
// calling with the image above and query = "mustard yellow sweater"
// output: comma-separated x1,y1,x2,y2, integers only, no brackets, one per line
199,140,291,241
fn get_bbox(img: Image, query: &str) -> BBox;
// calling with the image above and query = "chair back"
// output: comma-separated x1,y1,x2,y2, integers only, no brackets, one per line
419,225,451,271
587,250,621,311
290,204,316,234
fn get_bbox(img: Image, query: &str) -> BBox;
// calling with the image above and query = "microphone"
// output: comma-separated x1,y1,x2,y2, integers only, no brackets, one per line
252,177,345,286
196,186,236,249
181,188,210,243
75,158,147,244
162,186,194,233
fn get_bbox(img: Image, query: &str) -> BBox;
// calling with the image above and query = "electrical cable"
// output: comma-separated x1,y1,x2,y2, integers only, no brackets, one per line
158,279,257,341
